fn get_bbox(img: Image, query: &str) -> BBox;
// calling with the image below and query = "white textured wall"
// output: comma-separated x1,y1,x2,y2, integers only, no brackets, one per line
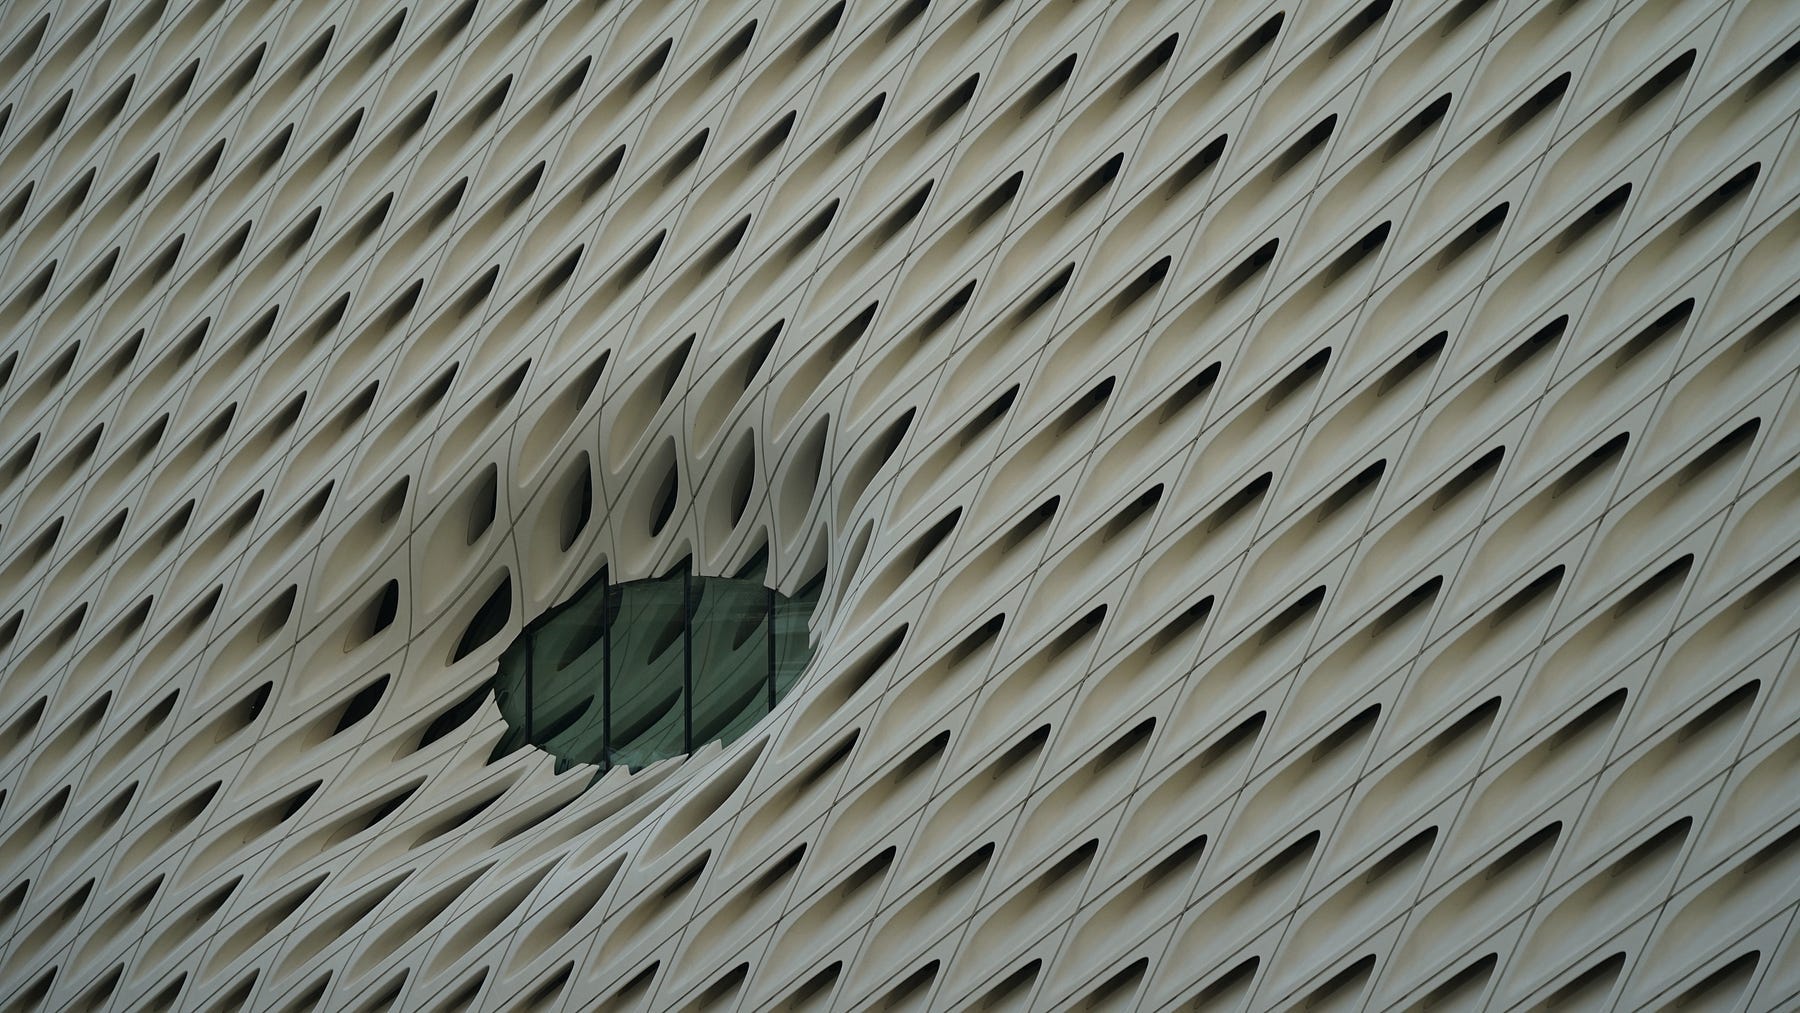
1,0,1798,1009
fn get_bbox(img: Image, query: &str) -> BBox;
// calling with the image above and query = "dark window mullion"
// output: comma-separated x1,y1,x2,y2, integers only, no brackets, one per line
601,574,612,771
766,583,777,712
682,565,694,754
524,629,535,745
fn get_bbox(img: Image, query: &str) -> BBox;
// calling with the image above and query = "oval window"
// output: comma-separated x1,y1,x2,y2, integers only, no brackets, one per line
491,559,821,772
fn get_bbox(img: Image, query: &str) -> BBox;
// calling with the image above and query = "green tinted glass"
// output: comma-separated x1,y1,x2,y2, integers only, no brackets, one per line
492,562,819,772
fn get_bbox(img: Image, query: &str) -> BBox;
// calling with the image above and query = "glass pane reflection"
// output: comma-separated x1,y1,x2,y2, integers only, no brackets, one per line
492,561,819,772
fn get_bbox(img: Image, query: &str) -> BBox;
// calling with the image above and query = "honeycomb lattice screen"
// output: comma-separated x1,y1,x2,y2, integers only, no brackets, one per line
1,0,1797,1009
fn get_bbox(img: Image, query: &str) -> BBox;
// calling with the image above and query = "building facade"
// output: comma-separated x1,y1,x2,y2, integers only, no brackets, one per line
1,0,1798,1009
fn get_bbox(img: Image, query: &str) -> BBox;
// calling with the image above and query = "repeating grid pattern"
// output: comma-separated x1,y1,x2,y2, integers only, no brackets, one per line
0,0,1797,1009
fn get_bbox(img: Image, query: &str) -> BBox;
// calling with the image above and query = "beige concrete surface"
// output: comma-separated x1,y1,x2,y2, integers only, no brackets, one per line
0,0,1798,1009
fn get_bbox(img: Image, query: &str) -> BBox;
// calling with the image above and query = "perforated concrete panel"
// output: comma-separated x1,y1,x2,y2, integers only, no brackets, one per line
2,0,1799,1009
